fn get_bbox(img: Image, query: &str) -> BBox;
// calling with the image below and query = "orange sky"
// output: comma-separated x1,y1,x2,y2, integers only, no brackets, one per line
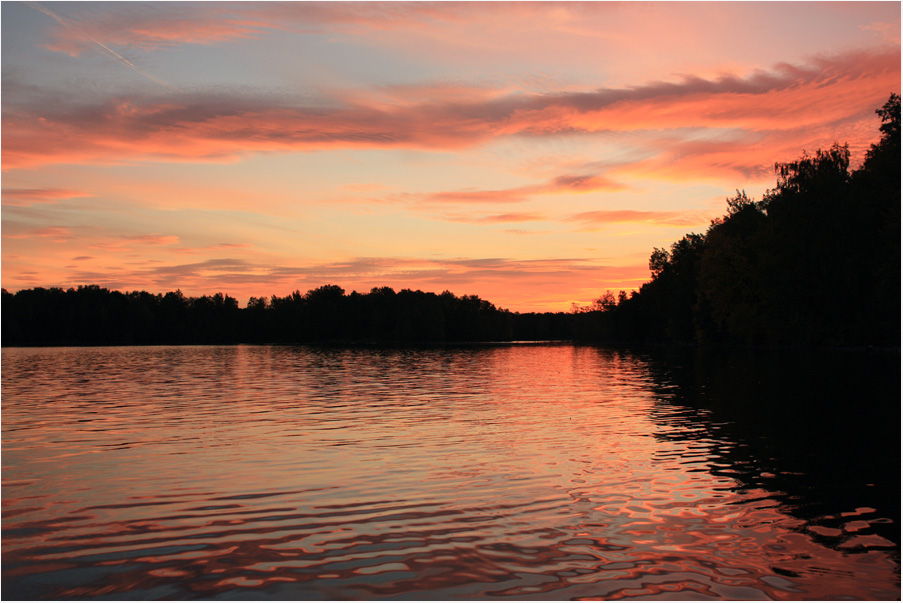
2,1,900,311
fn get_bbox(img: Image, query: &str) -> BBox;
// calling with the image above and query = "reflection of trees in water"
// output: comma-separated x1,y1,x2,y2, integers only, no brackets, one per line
637,346,900,551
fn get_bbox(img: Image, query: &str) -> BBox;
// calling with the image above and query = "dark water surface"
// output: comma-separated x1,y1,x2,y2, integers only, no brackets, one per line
2,344,899,600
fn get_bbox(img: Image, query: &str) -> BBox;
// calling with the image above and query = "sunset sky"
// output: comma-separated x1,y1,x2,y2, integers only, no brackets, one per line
2,1,900,311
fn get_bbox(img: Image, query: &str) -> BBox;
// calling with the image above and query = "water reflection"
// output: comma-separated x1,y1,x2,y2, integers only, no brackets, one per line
2,344,899,599
643,347,900,546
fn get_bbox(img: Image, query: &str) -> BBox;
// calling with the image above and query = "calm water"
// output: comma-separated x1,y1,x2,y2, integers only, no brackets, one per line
2,344,899,600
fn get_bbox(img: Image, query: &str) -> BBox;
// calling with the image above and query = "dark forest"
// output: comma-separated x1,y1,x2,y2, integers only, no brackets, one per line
3,95,899,348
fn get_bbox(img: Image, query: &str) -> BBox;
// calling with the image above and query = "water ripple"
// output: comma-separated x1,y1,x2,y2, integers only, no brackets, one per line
2,344,898,599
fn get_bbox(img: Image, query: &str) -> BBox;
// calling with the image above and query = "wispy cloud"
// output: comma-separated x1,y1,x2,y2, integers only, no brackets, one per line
399,173,625,208
34,2,527,56
566,209,711,229
502,229,552,236
3,226,73,242
25,1,178,90
73,233,182,252
41,4,271,55
120,234,180,245
173,243,254,255
35,2,442,55
147,257,255,278
3,49,897,172
440,212,547,224
862,21,902,45
2,188,94,206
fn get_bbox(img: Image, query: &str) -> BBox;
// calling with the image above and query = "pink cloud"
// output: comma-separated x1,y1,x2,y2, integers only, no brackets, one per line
120,234,180,245
38,3,897,82
77,233,180,252
3,47,900,205
566,210,712,229
3,226,73,242
401,172,625,208
3,49,898,172
502,229,553,236
36,2,510,57
861,21,901,45
440,212,547,224
173,243,255,255
412,188,533,205
39,4,274,56
620,113,887,184
2,188,94,206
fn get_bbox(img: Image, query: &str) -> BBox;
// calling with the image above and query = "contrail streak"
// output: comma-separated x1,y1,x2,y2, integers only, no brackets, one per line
26,1,179,91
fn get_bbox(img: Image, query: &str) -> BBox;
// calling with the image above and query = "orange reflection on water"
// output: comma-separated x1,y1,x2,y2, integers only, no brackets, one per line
2,345,899,599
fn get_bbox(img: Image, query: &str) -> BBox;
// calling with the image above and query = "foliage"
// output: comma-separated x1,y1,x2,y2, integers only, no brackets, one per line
590,94,900,347
1,285,578,346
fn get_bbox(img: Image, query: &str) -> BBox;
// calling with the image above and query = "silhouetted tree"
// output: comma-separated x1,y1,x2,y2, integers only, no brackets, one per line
3,283,559,346
598,94,900,347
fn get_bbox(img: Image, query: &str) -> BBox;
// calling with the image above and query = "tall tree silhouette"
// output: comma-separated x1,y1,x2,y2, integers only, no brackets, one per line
596,94,900,347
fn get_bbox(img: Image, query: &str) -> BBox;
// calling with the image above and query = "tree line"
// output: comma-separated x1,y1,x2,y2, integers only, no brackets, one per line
578,94,900,347
0,284,577,346
2,95,898,348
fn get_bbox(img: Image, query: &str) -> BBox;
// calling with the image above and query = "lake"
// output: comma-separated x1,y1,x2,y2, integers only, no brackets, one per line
2,343,899,600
